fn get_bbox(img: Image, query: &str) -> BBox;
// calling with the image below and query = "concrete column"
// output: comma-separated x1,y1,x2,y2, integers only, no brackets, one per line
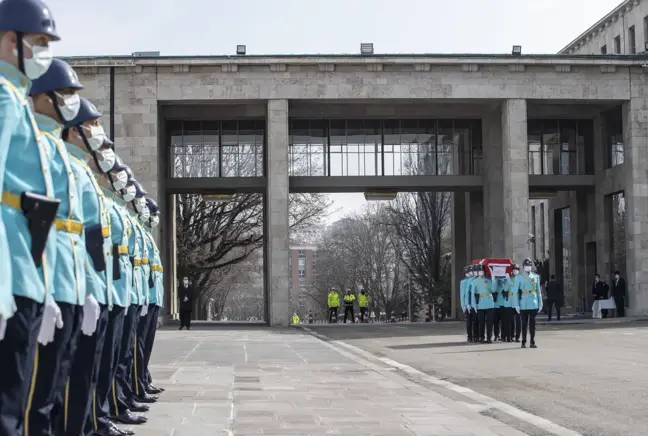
483,106,505,256
569,191,589,309
501,99,530,263
265,99,291,326
623,93,648,315
452,193,468,318
467,192,484,259
593,115,611,280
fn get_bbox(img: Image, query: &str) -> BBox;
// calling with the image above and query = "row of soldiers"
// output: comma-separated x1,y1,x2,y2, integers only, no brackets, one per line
0,1,165,435
459,259,543,348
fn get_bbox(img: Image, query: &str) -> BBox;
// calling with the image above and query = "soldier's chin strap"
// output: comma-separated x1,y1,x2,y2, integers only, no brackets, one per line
15,32,25,75
75,125,117,185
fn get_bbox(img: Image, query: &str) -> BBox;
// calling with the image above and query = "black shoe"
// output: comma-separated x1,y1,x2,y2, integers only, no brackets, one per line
178,326,183,330
530,343,537,348
147,383,165,394
95,423,131,436
515,338,520,342
486,339,492,344
521,342,526,348
506,339,512,343
128,401,149,412
134,393,158,403
110,410,148,425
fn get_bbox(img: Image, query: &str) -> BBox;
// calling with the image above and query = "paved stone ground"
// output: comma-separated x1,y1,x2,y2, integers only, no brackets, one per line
306,320,648,436
127,326,534,436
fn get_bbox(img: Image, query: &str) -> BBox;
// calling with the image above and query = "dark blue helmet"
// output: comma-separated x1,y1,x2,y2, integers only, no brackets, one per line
65,98,102,129
0,0,60,40
133,181,148,197
29,59,82,96
146,198,159,214
522,258,533,267
111,158,127,172
102,136,114,149
512,263,520,271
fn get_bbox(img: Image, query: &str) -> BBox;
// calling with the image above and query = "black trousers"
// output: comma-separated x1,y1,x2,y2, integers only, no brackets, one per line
27,302,83,436
470,309,479,340
58,304,108,436
478,308,495,341
93,306,125,433
493,307,501,338
328,307,338,323
547,299,561,321
142,305,159,385
614,296,625,317
464,309,473,340
343,306,355,323
112,305,140,415
134,305,158,397
521,309,537,344
511,311,522,340
359,307,367,322
500,308,513,341
0,297,43,436
179,309,191,329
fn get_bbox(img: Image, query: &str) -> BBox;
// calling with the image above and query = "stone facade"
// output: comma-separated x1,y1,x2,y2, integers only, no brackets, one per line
68,55,648,323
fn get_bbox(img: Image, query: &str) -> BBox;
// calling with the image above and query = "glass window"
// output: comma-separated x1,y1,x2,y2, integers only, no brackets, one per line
645,15,648,45
531,205,537,259
629,26,637,54
298,249,305,257
601,45,607,54
527,119,592,175
614,36,621,54
289,119,327,176
605,107,624,167
527,120,542,175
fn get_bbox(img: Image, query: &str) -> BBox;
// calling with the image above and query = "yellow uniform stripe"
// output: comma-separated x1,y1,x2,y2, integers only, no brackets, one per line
24,346,40,436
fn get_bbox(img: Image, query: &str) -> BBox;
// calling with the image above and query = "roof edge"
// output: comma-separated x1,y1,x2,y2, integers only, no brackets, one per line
558,0,636,54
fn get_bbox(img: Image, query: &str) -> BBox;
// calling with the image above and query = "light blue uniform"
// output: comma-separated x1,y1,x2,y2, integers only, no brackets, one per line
135,221,150,306
69,154,113,308
36,114,87,305
1,60,57,306
125,213,144,306
493,277,515,308
470,276,495,310
459,277,471,311
106,197,132,307
512,272,542,311
144,231,163,307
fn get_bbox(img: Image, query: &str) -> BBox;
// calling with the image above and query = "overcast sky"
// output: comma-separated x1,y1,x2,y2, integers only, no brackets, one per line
47,0,622,223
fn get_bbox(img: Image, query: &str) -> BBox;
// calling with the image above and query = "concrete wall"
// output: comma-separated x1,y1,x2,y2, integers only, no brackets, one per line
564,0,648,55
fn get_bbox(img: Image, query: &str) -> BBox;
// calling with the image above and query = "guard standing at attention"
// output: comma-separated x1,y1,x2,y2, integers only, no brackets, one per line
494,273,515,342
510,264,522,342
28,58,100,436
512,258,542,348
0,1,62,434
459,266,473,342
140,198,165,395
343,289,356,324
470,264,495,343
327,288,340,323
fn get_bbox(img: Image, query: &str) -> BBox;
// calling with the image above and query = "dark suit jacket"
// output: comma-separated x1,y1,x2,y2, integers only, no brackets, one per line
612,278,626,298
546,280,564,305
179,285,194,311
593,282,608,300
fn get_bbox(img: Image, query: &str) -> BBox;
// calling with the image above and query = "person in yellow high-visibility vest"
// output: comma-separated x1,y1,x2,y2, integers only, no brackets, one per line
358,289,369,323
343,290,356,324
291,312,300,325
327,288,340,323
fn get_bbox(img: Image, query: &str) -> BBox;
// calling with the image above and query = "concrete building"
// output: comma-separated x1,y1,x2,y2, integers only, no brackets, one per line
66,34,648,324
561,0,648,55
289,245,317,287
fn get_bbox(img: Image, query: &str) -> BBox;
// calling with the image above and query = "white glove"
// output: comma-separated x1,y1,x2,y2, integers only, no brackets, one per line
140,304,148,317
183,296,188,302
515,306,521,314
81,294,100,336
461,306,466,313
0,316,7,341
38,295,63,346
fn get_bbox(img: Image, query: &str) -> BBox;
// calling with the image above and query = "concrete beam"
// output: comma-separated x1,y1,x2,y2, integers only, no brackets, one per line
165,177,266,194
288,175,484,193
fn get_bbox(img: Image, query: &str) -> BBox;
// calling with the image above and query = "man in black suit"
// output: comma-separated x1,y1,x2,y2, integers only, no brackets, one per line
592,274,609,318
545,275,563,321
178,277,194,330
612,271,626,317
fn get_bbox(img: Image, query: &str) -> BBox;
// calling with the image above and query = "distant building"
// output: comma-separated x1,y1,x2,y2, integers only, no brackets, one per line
289,245,317,288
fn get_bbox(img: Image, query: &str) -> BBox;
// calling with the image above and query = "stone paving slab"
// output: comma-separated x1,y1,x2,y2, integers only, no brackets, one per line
123,328,529,436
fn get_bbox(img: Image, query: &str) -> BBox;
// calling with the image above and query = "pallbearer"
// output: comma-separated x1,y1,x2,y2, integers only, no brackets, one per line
0,0,61,433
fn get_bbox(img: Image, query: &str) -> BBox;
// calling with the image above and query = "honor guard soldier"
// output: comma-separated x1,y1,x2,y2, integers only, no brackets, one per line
139,198,165,395
469,264,495,343
493,272,515,342
61,99,122,435
28,58,100,436
467,265,479,341
459,266,474,342
93,161,142,436
110,175,149,428
0,0,62,434
510,264,522,342
512,258,542,348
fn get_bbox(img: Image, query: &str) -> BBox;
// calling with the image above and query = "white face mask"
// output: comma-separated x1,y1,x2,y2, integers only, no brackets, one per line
150,215,160,228
513,270,519,276
111,170,128,191
465,273,470,278
183,279,189,287
15,40,53,80
139,207,150,221
122,185,136,202
133,197,147,213
523,266,532,273
95,148,116,173
478,271,485,277
55,92,80,121
82,125,106,151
